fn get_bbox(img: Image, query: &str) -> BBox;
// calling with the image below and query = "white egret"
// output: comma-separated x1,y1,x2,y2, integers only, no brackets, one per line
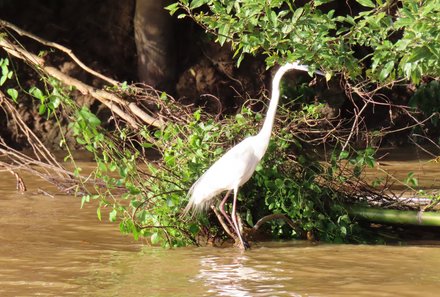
182,62,324,249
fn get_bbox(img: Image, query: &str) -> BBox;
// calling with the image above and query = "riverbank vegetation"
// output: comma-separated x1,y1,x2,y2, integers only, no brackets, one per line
1,0,439,247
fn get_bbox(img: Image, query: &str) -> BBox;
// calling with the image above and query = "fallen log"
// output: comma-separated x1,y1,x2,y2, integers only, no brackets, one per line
349,205,440,227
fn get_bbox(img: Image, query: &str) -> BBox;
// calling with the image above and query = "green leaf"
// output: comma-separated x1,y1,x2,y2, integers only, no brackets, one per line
315,0,333,6
190,0,207,10
7,88,18,102
246,209,254,227
379,61,394,81
365,156,375,168
165,2,180,15
73,167,81,177
188,223,199,235
355,0,376,8
340,226,347,236
87,114,101,126
218,23,231,46
338,150,349,160
97,207,102,221
38,104,47,115
193,109,201,121
151,232,160,245
292,8,304,23
109,209,117,222
325,71,332,82
30,87,45,101
235,113,245,125
405,172,418,187
270,11,278,26
81,195,90,208
0,74,6,86
76,137,86,145
141,142,154,148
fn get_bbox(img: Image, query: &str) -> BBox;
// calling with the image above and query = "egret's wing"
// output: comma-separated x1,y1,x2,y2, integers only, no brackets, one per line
182,137,260,216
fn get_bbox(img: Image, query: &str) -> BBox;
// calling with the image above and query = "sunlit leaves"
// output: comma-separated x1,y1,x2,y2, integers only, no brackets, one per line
189,0,209,9
355,0,376,8
109,209,118,222
174,0,439,84
0,58,13,86
165,2,180,15
7,88,18,102
379,61,395,81
217,22,230,46
404,172,418,187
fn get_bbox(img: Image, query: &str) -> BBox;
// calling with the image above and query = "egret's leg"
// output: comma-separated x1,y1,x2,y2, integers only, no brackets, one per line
231,188,249,250
210,205,236,240
219,189,235,231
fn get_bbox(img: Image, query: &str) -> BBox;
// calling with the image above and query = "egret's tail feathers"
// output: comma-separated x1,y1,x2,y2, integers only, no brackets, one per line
180,198,195,220
180,184,195,220
180,198,207,221
179,184,208,221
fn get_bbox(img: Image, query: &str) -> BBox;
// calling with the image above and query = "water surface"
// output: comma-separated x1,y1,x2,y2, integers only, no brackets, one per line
1,157,440,296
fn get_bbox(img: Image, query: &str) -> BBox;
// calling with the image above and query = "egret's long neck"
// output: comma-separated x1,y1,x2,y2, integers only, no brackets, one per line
255,64,292,157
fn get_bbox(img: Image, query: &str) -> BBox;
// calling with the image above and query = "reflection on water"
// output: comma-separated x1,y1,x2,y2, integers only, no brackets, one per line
1,155,440,296
197,249,293,297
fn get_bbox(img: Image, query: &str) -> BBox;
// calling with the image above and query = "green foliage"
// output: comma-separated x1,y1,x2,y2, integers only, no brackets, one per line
0,57,19,102
0,57,13,86
242,130,358,242
29,77,70,117
141,101,374,243
404,172,418,188
168,0,440,84
392,0,440,84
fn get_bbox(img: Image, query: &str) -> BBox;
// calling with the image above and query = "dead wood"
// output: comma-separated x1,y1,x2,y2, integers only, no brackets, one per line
0,20,165,129
0,92,91,194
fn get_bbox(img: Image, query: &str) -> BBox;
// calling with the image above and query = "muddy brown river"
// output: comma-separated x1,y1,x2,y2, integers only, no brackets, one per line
1,155,440,296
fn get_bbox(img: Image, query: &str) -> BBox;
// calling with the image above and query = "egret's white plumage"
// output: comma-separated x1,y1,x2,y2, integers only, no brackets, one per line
182,62,323,249
184,136,260,215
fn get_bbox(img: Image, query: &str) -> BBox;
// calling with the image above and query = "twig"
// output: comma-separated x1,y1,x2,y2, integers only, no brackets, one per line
342,102,368,151
8,169,26,192
37,188,55,198
252,213,298,232
0,93,97,195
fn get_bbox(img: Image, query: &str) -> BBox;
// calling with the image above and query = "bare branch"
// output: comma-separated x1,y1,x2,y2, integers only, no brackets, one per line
252,213,298,232
0,19,119,86
0,36,165,129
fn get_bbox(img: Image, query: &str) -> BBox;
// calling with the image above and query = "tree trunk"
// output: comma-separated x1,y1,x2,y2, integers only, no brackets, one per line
134,0,175,91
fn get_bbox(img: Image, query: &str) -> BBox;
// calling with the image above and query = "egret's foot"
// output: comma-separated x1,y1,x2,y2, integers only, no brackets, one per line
242,239,251,250
236,234,251,250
